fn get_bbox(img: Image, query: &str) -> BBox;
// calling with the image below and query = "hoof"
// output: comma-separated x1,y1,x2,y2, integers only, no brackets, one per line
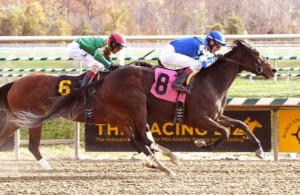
144,162,157,169
149,164,158,169
38,158,52,170
168,170,176,177
255,148,265,159
194,139,206,148
159,167,176,177
170,154,180,166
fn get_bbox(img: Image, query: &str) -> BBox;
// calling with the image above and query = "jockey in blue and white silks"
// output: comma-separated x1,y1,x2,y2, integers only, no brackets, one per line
160,31,226,94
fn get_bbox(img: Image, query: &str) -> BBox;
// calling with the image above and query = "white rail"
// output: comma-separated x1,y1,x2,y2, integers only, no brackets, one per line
0,34,300,42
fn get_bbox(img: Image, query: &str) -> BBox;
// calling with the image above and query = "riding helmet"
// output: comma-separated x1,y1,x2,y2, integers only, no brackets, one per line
206,31,226,46
109,32,126,48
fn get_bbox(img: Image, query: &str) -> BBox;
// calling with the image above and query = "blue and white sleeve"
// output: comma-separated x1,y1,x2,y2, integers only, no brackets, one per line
199,55,208,68
206,57,217,67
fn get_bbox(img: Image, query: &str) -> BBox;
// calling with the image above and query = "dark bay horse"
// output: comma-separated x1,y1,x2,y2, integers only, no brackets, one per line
0,64,177,172
0,72,101,170
13,40,276,176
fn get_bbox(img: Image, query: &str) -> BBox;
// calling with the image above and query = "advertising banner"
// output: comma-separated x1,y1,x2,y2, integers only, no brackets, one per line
85,111,271,152
279,110,300,152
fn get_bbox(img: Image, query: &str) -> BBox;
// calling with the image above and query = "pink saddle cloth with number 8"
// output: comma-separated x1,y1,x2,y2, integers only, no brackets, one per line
150,68,186,103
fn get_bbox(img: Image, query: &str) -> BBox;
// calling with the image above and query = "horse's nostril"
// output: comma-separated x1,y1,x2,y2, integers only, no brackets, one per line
272,69,277,73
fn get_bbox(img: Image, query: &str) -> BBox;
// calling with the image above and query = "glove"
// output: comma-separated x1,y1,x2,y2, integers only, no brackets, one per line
216,54,224,59
109,63,122,71
104,63,114,72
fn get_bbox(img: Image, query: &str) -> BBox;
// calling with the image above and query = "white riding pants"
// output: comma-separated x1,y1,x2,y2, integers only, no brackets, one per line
67,41,105,70
159,44,202,71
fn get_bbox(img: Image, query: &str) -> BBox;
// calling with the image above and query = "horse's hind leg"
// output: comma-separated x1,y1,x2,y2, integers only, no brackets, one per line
218,115,264,159
0,119,20,151
29,125,52,170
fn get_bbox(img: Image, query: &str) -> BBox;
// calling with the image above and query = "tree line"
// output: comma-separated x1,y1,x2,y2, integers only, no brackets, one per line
0,0,299,36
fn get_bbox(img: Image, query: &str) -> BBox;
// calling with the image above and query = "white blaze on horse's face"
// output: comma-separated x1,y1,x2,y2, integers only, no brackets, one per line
242,42,277,79
257,55,277,79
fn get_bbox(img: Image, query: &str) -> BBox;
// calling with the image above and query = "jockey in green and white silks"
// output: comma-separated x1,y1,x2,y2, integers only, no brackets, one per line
159,31,226,94
67,32,126,86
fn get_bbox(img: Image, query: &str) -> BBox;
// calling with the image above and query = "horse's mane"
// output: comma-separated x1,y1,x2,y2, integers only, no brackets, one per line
125,60,155,68
110,61,155,70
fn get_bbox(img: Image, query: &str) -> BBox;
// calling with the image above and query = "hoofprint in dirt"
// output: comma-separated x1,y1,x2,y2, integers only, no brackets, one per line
0,159,300,194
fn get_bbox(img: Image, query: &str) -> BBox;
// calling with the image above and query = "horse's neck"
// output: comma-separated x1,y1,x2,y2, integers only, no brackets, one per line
195,56,241,96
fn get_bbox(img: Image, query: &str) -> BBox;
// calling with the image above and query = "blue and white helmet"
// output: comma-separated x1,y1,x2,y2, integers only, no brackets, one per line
206,31,226,46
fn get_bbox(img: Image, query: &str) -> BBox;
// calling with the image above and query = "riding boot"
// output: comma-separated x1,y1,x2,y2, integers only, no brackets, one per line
81,70,96,87
172,67,193,94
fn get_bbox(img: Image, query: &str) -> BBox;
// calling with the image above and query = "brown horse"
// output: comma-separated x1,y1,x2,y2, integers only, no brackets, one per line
0,64,176,172
13,40,276,176
0,72,101,170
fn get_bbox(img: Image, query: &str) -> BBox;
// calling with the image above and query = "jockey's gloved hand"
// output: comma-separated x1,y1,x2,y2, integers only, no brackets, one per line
216,54,224,59
109,63,122,71
103,63,114,72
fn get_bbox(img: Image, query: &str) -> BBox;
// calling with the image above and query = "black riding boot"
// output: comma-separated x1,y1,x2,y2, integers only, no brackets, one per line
172,69,192,94
81,70,96,87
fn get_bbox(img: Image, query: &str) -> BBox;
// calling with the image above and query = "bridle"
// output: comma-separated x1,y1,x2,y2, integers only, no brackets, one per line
218,41,266,74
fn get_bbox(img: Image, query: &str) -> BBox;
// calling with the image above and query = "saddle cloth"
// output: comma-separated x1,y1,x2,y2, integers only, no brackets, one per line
150,68,186,103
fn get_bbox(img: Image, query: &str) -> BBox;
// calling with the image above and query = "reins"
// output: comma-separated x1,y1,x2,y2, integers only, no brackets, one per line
194,36,263,73
123,49,156,66
216,42,265,74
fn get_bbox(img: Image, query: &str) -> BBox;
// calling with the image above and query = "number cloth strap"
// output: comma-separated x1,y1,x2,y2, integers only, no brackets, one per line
150,68,186,103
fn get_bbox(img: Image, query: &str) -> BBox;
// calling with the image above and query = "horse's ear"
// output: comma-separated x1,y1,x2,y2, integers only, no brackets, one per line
235,40,250,49
234,40,243,46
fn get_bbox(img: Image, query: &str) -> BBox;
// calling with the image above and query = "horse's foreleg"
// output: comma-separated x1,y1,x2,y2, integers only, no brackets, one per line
133,124,176,176
150,142,179,165
145,123,178,164
139,144,176,176
139,134,177,175
28,126,52,170
218,115,264,159
145,124,155,142
148,153,176,177
122,127,156,168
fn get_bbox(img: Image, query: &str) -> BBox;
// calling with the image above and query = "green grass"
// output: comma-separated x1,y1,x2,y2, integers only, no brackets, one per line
0,60,76,68
20,118,85,141
229,78,300,97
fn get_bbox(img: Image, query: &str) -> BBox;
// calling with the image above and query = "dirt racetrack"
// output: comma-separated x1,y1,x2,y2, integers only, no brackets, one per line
0,159,300,194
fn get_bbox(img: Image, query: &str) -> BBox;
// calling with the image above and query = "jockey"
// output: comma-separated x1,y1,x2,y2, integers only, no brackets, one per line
159,30,226,94
67,32,126,87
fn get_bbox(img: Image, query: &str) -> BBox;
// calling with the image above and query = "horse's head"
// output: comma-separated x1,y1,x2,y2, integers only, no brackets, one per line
232,40,277,79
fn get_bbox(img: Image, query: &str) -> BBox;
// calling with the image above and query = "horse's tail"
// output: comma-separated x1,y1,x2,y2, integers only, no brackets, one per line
12,79,103,128
0,82,13,111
